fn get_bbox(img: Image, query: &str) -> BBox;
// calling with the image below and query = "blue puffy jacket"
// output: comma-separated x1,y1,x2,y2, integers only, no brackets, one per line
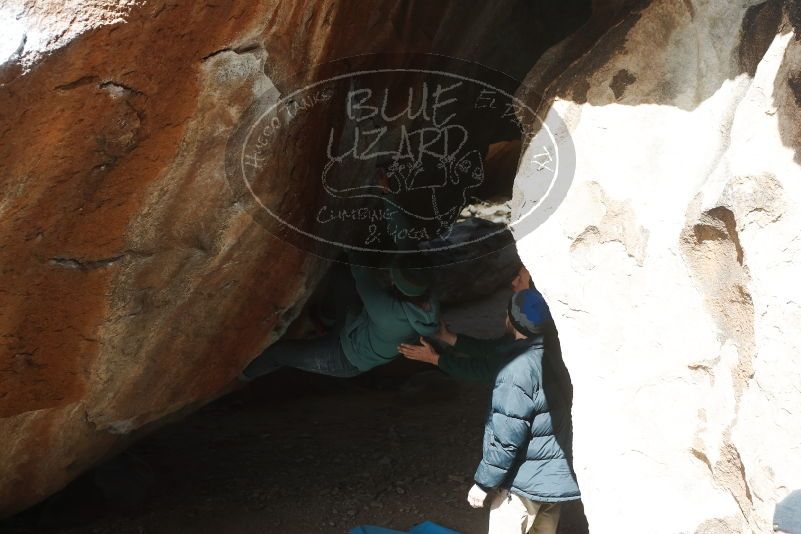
474,336,581,503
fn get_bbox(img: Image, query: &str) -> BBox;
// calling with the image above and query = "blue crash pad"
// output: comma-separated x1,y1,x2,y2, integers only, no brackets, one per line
349,521,460,534
348,527,405,534
410,521,460,534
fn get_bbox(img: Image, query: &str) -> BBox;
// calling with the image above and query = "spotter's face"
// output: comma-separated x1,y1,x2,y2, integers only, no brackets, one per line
511,266,531,292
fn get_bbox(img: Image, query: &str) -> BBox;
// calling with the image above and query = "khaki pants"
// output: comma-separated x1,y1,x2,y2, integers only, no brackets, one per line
488,489,561,534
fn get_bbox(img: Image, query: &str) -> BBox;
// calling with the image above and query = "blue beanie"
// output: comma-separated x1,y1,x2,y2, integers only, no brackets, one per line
508,289,551,337
775,490,801,533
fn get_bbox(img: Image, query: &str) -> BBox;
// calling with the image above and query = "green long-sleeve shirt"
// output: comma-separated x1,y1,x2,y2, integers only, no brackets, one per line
340,265,439,371
438,334,540,384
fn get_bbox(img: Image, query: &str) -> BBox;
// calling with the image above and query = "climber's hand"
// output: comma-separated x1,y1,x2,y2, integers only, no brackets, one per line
374,167,387,190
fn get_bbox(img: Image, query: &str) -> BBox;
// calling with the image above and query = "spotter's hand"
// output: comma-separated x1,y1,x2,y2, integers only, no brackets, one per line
467,484,489,508
398,337,440,365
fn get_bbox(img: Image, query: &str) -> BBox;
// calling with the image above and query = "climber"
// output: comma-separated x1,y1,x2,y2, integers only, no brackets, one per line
469,289,580,534
240,255,439,380
397,264,544,384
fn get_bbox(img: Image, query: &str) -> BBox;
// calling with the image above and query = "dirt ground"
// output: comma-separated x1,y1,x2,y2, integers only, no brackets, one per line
3,292,589,534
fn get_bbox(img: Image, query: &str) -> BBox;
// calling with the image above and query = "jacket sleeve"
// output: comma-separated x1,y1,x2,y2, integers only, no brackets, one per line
350,265,395,319
438,351,509,384
474,374,537,489
453,334,504,358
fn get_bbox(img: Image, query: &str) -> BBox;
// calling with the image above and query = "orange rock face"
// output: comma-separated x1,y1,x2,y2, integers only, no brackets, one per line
0,2,321,515
0,0,594,517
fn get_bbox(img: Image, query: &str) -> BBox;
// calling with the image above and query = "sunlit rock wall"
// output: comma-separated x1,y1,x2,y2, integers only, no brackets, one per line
515,1,801,532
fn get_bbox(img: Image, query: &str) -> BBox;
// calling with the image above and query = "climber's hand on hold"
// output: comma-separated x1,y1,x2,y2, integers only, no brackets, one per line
376,167,389,191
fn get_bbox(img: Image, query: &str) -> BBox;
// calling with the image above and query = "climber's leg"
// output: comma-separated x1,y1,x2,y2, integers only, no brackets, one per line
241,329,360,380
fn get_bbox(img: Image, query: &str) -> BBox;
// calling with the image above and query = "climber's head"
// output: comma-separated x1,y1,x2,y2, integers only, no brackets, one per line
390,255,433,306
506,289,551,339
